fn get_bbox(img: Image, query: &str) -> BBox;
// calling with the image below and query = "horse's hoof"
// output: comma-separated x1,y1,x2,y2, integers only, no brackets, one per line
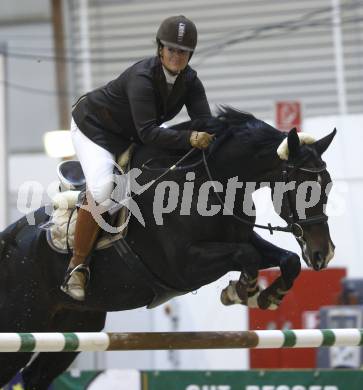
257,293,280,310
220,289,234,306
220,281,245,306
267,303,279,310
246,291,260,308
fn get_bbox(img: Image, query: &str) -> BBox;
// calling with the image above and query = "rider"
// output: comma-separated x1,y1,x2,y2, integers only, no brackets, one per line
61,15,214,301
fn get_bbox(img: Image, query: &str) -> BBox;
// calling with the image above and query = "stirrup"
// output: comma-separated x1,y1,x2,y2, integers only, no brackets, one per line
61,264,90,291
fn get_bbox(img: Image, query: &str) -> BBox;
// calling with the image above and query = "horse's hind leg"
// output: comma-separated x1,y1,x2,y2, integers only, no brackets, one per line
22,309,106,390
0,352,32,388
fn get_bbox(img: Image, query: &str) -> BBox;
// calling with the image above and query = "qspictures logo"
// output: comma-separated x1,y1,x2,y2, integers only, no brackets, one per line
16,160,347,232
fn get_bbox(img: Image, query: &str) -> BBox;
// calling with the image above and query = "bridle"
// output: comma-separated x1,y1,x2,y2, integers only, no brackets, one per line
281,161,328,238
202,151,328,239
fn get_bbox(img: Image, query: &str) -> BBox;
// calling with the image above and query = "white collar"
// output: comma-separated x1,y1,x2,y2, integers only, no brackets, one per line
162,65,178,84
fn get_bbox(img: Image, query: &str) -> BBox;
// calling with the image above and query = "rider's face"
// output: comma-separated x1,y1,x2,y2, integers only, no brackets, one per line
159,46,190,75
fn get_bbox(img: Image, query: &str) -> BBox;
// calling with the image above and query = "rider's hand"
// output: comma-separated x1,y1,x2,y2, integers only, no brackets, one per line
190,131,214,149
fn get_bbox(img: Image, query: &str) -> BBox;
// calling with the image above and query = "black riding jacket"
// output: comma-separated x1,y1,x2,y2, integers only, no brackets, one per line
72,56,211,154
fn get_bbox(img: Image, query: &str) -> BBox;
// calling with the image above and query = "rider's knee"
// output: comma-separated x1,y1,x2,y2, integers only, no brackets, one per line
87,180,114,206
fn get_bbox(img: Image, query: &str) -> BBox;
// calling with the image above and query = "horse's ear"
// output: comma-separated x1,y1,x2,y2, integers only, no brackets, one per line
287,127,300,159
314,128,337,156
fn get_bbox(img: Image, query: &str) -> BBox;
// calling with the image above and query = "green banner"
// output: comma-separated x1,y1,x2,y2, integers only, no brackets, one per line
53,371,100,390
52,370,363,390
143,370,363,390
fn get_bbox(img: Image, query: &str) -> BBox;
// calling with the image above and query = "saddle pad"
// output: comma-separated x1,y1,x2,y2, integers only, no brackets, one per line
46,190,130,253
46,145,135,253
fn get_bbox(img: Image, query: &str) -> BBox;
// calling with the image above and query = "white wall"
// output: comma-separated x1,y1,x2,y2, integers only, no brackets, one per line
68,0,363,119
0,0,50,22
304,114,363,277
0,51,7,230
9,153,59,222
2,22,60,153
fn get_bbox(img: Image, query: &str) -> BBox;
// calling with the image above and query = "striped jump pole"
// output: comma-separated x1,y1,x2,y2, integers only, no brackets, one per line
0,329,362,353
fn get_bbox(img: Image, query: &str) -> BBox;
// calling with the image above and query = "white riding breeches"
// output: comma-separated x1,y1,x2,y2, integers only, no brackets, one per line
70,118,116,206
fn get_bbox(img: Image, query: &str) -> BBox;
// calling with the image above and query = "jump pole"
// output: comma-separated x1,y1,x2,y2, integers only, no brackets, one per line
0,329,362,353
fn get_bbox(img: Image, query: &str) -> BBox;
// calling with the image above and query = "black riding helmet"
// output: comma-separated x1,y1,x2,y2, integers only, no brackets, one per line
156,15,197,57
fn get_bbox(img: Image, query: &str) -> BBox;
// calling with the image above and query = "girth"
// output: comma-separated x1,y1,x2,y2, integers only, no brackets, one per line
113,239,189,309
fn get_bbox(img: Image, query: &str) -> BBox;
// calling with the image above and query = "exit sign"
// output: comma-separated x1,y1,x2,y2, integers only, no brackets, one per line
276,101,302,132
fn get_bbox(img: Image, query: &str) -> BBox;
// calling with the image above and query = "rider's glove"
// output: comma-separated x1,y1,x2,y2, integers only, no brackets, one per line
190,131,214,149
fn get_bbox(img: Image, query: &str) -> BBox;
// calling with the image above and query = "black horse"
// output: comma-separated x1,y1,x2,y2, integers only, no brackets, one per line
0,108,336,389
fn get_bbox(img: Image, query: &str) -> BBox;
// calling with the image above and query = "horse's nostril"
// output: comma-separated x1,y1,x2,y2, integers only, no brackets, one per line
313,251,324,270
313,251,322,261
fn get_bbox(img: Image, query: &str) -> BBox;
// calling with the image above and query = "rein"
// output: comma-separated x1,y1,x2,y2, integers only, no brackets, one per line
108,148,200,216
141,147,306,236
142,149,204,173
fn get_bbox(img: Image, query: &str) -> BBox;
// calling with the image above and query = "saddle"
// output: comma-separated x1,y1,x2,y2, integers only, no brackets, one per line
45,145,135,254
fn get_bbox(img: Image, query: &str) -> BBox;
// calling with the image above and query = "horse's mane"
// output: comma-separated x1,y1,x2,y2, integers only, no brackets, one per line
217,105,257,127
170,106,286,158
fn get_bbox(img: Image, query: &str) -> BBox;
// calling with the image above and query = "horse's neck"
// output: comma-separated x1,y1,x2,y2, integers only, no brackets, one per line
210,147,283,184
255,159,284,183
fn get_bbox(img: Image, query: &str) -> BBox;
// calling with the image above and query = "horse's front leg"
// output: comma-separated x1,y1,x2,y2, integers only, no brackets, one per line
187,241,261,307
249,232,302,310
257,256,301,310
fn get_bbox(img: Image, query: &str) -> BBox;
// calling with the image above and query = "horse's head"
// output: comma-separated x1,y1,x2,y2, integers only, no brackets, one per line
195,108,336,271
274,127,336,271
